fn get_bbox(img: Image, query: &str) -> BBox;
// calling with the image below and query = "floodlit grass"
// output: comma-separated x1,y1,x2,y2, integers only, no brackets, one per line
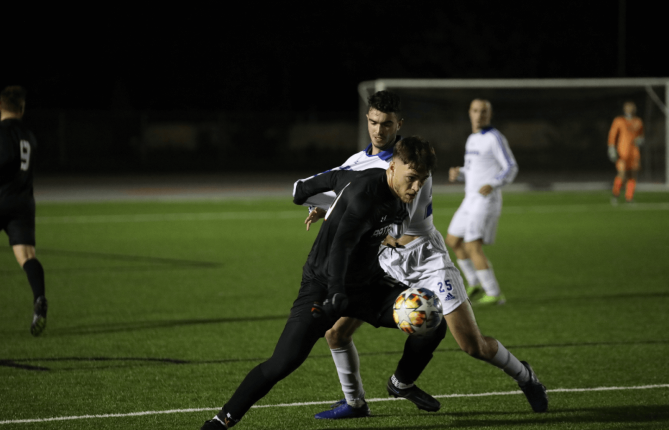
1,191,668,429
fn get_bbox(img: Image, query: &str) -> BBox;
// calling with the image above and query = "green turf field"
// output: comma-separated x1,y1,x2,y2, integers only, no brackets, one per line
1,191,669,429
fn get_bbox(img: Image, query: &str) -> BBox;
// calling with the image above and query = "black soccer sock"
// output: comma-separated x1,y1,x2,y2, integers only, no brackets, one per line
394,319,447,384
23,258,45,302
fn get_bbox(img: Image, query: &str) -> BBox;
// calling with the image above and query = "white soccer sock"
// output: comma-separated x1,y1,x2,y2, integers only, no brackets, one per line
489,341,530,384
457,259,480,286
476,268,501,296
391,374,415,389
331,341,366,407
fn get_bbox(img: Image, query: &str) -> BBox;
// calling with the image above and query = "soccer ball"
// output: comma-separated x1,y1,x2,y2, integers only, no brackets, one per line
393,287,443,336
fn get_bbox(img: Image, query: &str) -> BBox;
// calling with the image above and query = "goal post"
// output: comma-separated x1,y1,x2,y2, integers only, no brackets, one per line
358,78,669,187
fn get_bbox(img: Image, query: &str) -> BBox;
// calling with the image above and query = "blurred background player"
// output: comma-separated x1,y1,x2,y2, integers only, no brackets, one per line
608,101,644,204
303,92,546,419
445,99,518,306
0,86,47,336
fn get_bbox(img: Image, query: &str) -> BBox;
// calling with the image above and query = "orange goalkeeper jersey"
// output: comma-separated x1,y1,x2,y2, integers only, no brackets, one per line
608,116,644,159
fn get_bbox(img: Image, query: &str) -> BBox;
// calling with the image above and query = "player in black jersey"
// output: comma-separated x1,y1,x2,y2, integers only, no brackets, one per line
0,86,47,336
200,137,441,429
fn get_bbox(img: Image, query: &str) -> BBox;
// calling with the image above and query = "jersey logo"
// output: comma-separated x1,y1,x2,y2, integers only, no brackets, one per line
380,215,387,222
325,182,351,220
372,225,392,238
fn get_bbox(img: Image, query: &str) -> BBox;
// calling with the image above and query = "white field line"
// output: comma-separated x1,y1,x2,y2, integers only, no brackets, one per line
1,383,668,425
34,203,669,225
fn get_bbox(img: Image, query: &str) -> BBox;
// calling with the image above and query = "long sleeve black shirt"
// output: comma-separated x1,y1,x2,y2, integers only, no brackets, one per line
293,168,408,295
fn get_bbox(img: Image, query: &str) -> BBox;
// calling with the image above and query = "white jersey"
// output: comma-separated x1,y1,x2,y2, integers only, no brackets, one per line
295,141,435,237
459,127,518,196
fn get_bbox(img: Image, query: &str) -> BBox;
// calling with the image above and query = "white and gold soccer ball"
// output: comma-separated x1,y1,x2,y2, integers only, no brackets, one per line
393,287,443,336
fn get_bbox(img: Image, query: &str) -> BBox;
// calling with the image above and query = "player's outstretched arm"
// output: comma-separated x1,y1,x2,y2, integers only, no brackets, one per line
293,170,345,206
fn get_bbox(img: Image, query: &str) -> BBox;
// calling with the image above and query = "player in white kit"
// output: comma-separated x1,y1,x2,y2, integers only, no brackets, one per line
298,91,547,419
446,99,518,306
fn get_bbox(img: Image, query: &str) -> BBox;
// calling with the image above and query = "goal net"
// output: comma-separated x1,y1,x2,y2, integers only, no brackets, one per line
358,78,669,186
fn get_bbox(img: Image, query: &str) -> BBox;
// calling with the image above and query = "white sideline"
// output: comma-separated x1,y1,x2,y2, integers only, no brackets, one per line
1,383,668,425
33,202,669,224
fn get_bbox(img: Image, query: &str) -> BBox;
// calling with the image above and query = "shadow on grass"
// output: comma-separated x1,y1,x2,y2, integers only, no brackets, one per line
3,337,668,372
53,314,288,336
0,247,221,275
317,405,669,429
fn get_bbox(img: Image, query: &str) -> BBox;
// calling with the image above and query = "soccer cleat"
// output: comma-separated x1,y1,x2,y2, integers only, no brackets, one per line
30,296,48,337
465,284,484,299
473,293,506,306
519,361,548,413
201,418,227,429
314,399,371,419
386,377,440,412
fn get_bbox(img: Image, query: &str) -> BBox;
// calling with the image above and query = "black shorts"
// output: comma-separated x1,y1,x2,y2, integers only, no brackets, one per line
0,201,36,246
291,274,408,333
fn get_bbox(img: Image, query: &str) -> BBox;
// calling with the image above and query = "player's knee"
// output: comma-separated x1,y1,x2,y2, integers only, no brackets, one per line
260,356,300,383
325,328,352,349
458,335,488,360
464,242,484,257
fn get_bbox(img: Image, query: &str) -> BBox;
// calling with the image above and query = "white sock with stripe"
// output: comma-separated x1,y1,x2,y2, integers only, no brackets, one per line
489,341,530,384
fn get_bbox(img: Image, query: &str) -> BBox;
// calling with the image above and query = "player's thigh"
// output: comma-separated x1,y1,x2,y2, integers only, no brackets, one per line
444,300,486,351
267,282,332,376
415,266,467,316
465,206,499,245
630,150,641,172
4,212,36,248
447,202,469,239
329,317,364,339
346,276,407,330
444,233,463,250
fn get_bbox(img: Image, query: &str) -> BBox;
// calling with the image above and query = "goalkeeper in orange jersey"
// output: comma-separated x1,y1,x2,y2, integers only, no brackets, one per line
608,101,644,204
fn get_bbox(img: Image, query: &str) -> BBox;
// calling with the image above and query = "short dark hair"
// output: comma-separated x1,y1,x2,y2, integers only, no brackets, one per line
393,136,437,173
367,90,401,117
0,86,26,114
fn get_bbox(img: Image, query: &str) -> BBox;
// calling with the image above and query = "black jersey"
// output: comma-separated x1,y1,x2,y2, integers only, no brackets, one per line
293,168,408,295
0,118,37,210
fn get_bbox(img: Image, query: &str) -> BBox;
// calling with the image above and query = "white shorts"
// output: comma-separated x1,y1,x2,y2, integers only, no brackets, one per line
379,228,467,315
447,193,502,245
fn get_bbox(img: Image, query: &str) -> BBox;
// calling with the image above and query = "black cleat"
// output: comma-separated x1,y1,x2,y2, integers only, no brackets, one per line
519,361,548,413
386,377,441,412
30,296,48,337
201,418,226,429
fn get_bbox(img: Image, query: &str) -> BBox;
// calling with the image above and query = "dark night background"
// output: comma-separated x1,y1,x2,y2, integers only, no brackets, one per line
2,1,666,177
